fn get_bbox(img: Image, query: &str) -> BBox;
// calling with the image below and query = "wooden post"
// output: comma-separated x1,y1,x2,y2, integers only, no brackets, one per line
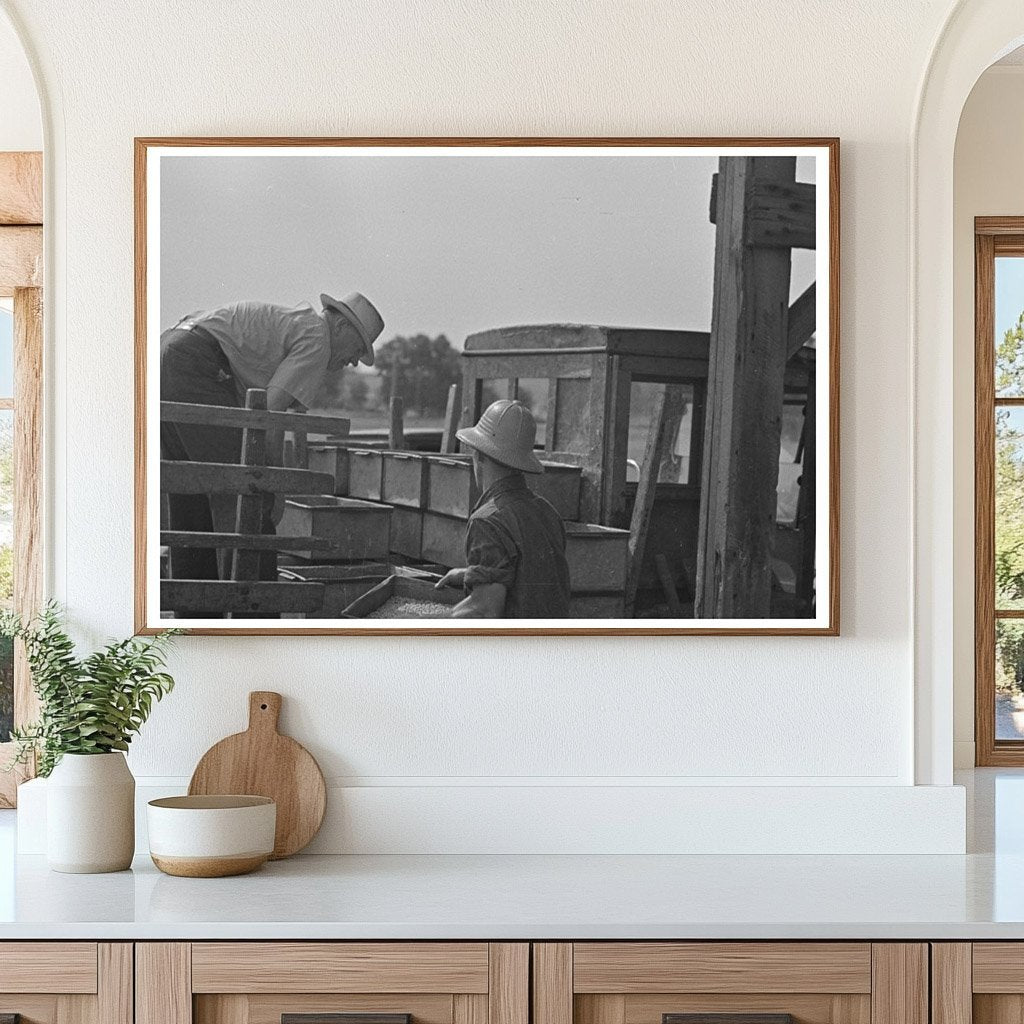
441,382,462,453
389,394,405,450
293,428,309,469
231,389,270,583
796,371,817,614
624,386,679,615
695,156,799,618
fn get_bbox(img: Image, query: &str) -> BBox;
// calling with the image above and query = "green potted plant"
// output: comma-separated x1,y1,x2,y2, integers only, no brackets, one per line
2,603,179,873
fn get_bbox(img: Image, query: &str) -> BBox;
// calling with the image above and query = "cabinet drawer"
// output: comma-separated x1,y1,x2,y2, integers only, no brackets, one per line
534,943,924,1024
0,942,98,993
0,943,130,1024
140,942,528,1024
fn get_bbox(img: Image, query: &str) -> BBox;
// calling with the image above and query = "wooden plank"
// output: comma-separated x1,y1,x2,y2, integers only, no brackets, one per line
389,395,405,449
160,461,334,496
534,944,573,1024
696,156,794,619
489,944,528,1024
625,386,677,613
160,401,350,436
136,944,191,1024
787,283,816,358
98,944,133,1024
870,945,927,1024
441,382,463,453
572,943,871,994
453,995,487,1024
655,553,684,615
796,377,817,614
0,943,97,993
191,942,489,993
0,225,42,294
931,944,972,1024
232,389,271,581
745,181,816,249
13,287,43,738
976,231,998,765
162,531,340,551
161,580,324,614
0,152,42,225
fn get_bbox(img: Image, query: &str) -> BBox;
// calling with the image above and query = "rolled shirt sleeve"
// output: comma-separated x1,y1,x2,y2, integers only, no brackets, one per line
464,516,518,590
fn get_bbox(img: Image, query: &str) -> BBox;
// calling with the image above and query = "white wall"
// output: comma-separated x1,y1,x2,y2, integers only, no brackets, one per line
952,66,1024,767
0,0,973,852
0,13,39,151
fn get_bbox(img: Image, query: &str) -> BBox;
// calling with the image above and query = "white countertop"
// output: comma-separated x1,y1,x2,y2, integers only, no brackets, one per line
0,769,1021,941
0,848,1021,940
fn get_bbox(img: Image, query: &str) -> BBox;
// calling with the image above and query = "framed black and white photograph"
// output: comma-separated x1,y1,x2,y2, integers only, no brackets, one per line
135,137,839,635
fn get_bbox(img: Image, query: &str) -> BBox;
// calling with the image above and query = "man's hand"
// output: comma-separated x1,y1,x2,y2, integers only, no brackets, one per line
435,567,468,590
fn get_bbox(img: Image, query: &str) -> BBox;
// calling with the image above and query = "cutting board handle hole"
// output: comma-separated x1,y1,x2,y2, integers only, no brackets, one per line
260,703,268,710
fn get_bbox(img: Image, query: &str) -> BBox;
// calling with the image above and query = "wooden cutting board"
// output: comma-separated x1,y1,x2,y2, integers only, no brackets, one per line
188,691,326,859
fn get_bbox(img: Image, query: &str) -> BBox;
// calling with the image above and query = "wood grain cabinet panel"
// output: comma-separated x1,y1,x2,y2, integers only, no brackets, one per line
0,943,130,1024
139,943,527,1024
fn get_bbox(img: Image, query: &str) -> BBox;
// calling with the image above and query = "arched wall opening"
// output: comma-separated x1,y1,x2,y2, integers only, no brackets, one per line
914,1,1024,784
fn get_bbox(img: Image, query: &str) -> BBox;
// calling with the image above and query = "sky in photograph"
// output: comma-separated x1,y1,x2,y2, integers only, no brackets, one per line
159,151,817,349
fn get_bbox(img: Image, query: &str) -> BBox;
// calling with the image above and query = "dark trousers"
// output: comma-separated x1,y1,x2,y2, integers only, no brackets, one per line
160,328,277,588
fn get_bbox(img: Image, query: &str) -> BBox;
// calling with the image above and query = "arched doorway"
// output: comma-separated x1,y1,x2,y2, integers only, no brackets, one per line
913,1,1024,785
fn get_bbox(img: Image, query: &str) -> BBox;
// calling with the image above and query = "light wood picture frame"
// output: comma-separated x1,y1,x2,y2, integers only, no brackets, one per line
135,137,840,636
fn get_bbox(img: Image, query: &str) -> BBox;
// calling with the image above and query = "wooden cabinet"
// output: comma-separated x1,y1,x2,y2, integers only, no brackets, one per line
136,944,528,1024
532,944,928,1024
932,943,1023,1024
0,942,132,1024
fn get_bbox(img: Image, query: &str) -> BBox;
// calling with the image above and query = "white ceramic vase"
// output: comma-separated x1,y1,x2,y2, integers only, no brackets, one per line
46,752,135,873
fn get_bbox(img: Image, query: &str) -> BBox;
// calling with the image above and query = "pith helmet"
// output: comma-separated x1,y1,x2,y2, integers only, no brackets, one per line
320,291,384,366
457,400,545,474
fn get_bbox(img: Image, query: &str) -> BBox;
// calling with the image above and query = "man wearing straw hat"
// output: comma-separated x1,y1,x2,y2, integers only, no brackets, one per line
160,291,384,584
436,399,571,619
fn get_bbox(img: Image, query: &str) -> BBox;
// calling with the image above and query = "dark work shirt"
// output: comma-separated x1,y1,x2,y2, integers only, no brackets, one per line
464,473,572,618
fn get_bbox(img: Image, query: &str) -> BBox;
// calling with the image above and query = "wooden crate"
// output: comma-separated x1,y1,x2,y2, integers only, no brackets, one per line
565,522,629,592
382,451,429,508
391,506,425,560
343,575,462,618
347,448,384,501
279,563,390,616
421,511,466,567
278,495,391,560
307,444,348,495
533,461,582,519
426,455,477,518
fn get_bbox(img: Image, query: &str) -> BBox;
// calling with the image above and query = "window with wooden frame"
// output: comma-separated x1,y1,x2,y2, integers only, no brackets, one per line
0,151,44,806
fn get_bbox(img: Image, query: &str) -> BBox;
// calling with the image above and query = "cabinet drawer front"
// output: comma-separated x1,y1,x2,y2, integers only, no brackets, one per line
197,993,458,1024
573,944,872,994
0,942,97,993
192,943,491,994
973,944,1024,992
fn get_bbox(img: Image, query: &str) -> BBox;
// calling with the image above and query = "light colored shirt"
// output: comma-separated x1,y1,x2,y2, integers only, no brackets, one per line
181,301,330,409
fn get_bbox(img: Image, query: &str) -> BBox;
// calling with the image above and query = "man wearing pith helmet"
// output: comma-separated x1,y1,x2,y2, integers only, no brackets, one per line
160,291,385,584
436,399,572,618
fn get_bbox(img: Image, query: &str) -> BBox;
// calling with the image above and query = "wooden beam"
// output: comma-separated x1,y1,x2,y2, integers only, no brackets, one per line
696,156,794,619
162,531,340,552
625,386,679,614
389,394,405,449
160,580,324,615
160,401,349,436
441,382,462,453
787,283,816,358
232,389,272,581
0,226,42,295
746,181,816,249
0,153,42,225
160,461,333,495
